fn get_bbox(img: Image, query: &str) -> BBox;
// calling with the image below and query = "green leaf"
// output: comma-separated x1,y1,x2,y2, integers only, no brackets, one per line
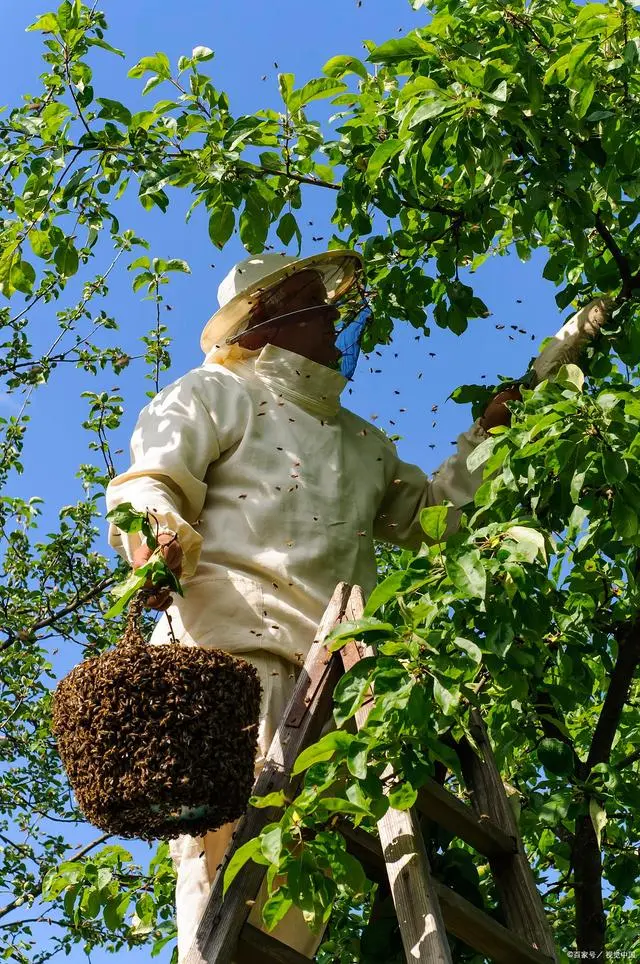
208,205,235,249
260,827,282,864
323,55,368,80
104,572,147,618
325,618,394,652
324,850,367,894
346,739,369,779
287,79,347,114
445,550,486,599
409,98,453,126
28,230,54,259
278,73,295,106
7,258,36,295
223,837,264,895
129,256,151,271
466,436,496,474
612,497,638,538
130,110,157,131
106,503,148,533
103,893,130,932
249,790,287,810
276,213,301,252
128,53,171,80
556,364,584,392
388,782,417,810
96,98,132,126
27,13,58,32
332,658,377,727
363,571,407,618
453,636,482,665
589,797,607,849
602,451,628,485
607,853,639,892
192,46,214,62
570,467,587,503
570,80,595,120
368,37,430,64
365,139,403,186
88,38,125,57
486,80,508,103
292,730,354,775
503,526,547,564
164,259,191,273
419,505,448,542
132,271,153,293
433,678,459,716
261,891,293,931
538,738,575,778
318,798,370,816
54,240,79,277
239,188,270,253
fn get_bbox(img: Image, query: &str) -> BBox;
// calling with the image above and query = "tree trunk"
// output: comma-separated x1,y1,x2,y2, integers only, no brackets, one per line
572,814,605,955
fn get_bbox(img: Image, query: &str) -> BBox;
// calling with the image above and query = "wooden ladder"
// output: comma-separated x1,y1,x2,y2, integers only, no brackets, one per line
184,582,558,964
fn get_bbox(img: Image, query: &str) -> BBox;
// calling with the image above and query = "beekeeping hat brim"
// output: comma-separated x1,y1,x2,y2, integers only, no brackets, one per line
200,249,363,355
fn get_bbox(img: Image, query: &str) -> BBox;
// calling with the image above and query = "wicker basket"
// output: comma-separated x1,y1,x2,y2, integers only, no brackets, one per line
52,594,262,842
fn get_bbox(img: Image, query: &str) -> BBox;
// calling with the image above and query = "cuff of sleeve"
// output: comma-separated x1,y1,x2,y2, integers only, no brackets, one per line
108,508,203,580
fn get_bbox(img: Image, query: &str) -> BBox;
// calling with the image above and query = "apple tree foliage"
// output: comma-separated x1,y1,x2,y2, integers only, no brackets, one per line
1,0,640,960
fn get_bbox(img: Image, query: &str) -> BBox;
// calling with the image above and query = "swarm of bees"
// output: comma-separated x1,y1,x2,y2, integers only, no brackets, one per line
51,595,261,842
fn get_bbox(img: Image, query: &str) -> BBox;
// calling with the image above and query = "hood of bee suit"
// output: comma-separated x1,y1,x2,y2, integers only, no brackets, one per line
204,341,349,420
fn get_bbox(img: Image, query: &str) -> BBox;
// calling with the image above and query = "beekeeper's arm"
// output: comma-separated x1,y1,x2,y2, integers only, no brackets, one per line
372,417,491,551
105,367,246,579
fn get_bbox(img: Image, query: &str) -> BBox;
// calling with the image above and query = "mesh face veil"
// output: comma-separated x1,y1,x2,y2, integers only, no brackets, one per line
223,268,371,381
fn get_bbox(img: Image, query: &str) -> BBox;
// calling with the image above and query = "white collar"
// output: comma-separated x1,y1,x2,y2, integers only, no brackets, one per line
230,343,348,418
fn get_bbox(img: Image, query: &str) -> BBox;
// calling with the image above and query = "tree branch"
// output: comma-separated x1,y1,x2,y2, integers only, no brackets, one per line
586,621,640,771
0,832,111,921
0,574,117,653
617,746,640,770
593,211,635,298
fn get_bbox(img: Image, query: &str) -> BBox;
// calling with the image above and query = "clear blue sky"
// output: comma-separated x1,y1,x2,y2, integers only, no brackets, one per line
0,2,568,962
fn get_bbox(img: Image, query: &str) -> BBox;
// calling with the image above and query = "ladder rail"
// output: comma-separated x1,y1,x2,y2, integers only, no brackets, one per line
343,585,453,964
184,582,352,964
455,713,558,958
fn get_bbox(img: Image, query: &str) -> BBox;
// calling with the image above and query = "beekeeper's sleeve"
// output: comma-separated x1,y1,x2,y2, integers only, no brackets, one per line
373,419,489,551
105,369,232,579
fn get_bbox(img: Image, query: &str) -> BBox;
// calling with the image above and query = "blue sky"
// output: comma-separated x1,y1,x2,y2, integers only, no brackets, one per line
0,2,571,962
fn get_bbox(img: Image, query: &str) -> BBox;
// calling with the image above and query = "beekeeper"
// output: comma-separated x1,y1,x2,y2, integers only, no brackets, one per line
104,249,611,962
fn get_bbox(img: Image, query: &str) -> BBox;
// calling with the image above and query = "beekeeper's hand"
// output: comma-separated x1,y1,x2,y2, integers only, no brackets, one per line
532,296,613,384
132,532,183,611
479,385,522,431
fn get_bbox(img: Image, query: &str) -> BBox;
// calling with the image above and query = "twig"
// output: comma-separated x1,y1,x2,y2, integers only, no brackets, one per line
0,832,111,921
0,574,117,653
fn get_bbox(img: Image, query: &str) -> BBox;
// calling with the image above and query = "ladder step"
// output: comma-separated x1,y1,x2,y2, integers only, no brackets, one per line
236,923,313,964
417,778,517,860
433,881,555,964
339,822,554,964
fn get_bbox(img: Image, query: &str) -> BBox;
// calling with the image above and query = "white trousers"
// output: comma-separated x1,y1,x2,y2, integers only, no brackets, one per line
168,650,324,962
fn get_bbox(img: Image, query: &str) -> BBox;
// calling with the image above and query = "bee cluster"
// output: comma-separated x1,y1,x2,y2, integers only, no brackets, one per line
51,596,262,842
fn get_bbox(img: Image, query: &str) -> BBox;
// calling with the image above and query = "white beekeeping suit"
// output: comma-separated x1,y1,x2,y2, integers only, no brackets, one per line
105,341,488,960
105,251,492,961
